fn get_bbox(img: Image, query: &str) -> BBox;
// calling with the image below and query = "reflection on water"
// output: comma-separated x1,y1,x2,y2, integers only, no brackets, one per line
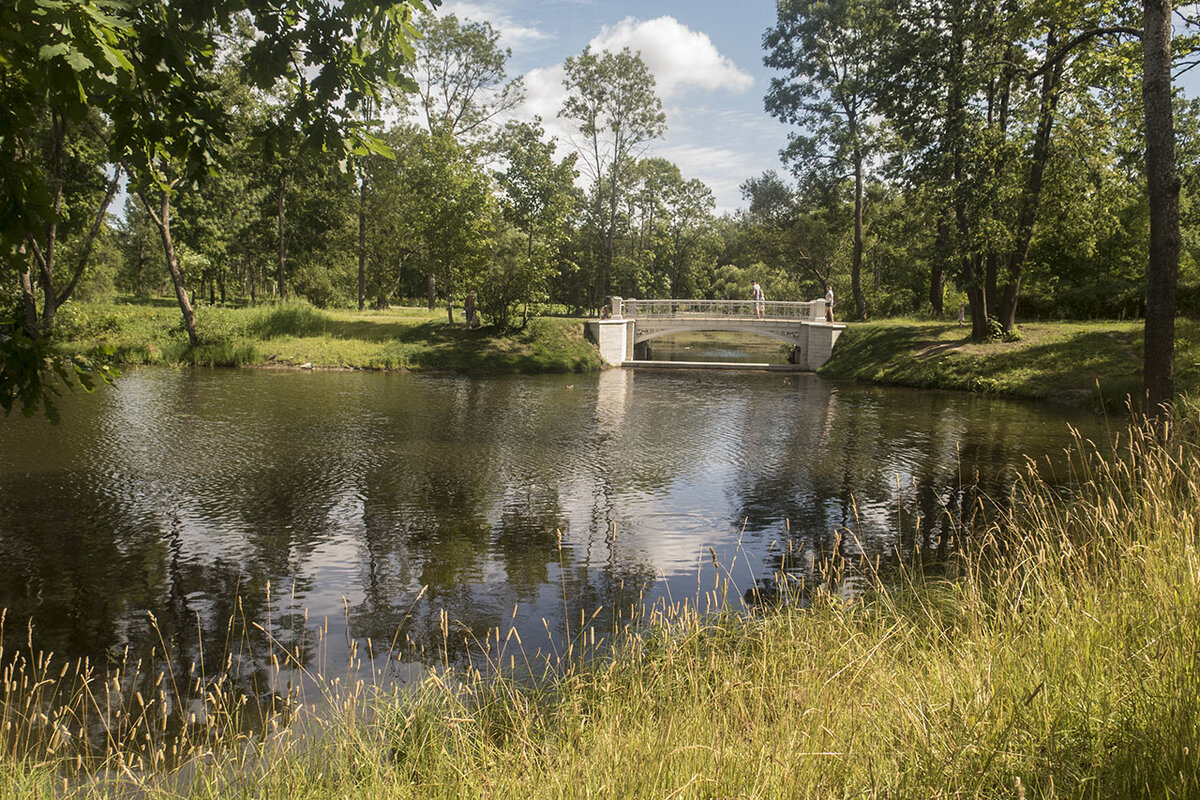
0,366,1103,677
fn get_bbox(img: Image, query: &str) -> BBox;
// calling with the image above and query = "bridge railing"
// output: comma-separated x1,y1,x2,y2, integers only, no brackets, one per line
610,297,826,322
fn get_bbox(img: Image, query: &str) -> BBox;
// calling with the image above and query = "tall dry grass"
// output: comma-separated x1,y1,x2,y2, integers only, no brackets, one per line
3,410,1200,798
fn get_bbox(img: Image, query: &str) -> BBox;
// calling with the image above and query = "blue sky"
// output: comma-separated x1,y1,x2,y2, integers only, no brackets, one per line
438,1,790,213
436,2,1200,215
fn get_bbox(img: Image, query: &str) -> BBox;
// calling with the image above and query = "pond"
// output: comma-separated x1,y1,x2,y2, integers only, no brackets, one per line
0,364,1104,679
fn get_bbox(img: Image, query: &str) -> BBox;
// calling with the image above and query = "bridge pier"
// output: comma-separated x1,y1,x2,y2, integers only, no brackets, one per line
584,318,635,364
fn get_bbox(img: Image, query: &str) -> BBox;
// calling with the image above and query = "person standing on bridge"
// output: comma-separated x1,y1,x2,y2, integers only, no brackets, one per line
824,284,835,322
752,280,766,318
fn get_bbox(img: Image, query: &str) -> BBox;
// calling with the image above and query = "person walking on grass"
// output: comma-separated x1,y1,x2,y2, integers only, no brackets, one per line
465,292,480,329
752,280,766,318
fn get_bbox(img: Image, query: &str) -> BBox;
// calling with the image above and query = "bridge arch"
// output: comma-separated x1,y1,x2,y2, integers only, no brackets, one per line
632,318,812,347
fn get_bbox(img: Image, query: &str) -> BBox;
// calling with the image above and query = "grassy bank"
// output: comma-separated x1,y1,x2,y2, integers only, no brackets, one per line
54,300,602,374
820,318,1200,407
3,411,1199,797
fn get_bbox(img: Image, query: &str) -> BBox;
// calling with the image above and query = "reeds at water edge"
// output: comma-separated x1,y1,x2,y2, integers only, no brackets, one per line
3,405,1200,798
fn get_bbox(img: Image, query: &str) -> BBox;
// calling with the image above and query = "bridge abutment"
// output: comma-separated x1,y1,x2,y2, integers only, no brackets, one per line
584,318,635,365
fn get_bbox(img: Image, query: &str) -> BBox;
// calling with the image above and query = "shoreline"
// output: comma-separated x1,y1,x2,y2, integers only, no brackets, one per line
818,317,1200,409
56,303,1200,407
56,301,604,376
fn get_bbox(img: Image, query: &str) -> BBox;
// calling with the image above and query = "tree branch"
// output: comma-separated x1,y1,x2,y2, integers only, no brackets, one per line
57,164,123,308
1029,26,1143,80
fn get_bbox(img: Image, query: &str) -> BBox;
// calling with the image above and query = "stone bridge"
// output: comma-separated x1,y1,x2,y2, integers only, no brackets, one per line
585,297,846,370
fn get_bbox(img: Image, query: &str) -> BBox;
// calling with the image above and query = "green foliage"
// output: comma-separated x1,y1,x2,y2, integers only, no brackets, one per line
410,12,524,143
477,227,534,329
561,46,666,303
401,132,497,318
0,314,115,423
2,0,438,416
493,119,579,317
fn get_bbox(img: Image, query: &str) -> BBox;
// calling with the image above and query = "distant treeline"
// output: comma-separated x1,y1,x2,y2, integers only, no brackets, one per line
8,4,1200,343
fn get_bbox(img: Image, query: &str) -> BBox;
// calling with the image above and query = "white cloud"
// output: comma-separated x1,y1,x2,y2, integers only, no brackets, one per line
498,16,765,212
521,64,568,123
657,143,775,214
588,16,754,98
438,1,550,49
512,18,756,150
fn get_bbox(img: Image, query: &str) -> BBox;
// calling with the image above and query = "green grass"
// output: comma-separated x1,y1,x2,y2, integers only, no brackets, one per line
820,318,1200,408
3,409,1200,797
52,300,603,374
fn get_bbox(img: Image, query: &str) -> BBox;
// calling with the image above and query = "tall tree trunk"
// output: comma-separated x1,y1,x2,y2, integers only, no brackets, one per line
986,49,1014,316
28,110,66,327
18,266,39,339
135,240,146,296
985,254,999,316
605,163,619,300
948,21,988,340
525,228,534,326
55,166,122,312
851,142,866,320
277,171,288,301
997,31,1062,333
931,216,948,316
141,188,199,347
358,173,367,311
966,284,988,340
1142,0,1180,419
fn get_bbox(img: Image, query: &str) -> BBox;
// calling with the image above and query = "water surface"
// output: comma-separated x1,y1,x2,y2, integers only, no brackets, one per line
0,367,1103,674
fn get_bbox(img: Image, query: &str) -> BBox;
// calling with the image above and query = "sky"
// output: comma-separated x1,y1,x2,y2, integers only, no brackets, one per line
436,0,790,214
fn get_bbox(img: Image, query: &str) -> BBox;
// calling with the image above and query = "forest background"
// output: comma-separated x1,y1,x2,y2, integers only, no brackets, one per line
4,0,1200,406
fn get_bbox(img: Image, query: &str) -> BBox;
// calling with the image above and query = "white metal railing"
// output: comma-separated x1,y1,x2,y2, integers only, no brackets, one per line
609,297,828,322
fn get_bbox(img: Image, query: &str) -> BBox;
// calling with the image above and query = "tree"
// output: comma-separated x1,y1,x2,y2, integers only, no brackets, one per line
1142,0,1180,418
410,13,524,145
765,0,883,320
360,125,424,309
494,119,579,323
622,158,717,297
235,2,429,306
2,0,434,415
2,0,135,350
402,132,495,323
738,171,844,291
11,112,122,335
560,47,666,307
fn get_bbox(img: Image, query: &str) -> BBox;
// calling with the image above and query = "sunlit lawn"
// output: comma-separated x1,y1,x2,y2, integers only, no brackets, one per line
822,317,1200,407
